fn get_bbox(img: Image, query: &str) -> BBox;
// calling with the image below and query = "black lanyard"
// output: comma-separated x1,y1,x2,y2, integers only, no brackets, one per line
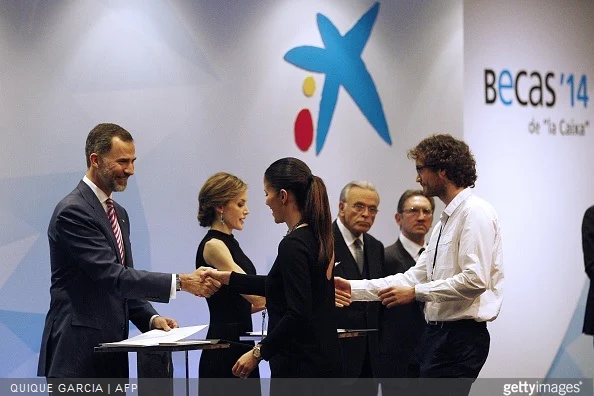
430,216,449,281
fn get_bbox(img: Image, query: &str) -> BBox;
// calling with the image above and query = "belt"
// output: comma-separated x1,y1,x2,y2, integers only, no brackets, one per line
427,319,486,330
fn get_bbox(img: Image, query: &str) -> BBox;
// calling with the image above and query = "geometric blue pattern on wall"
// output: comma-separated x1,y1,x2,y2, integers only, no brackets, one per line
0,172,150,377
0,311,46,352
547,282,594,378
0,172,83,315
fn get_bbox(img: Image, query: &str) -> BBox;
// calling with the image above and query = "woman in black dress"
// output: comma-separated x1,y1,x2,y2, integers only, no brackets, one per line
203,158,340,379
195,172,265,387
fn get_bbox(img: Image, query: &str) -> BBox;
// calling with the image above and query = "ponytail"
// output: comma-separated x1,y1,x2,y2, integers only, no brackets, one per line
265,157,334,268
304,176,334,267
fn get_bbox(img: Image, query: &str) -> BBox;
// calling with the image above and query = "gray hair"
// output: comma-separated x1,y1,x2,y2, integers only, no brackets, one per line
339,180,379,203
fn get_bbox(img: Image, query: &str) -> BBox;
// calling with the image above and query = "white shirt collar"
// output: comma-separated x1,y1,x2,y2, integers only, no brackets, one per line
399,233,425,261
83,175,111,212
443,187,472,220
337,217,364,248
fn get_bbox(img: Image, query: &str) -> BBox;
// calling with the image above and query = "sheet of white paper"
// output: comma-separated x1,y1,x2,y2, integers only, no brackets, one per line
101,324,208,347
158,339,212,346
247,331,267,336
248,329,353,336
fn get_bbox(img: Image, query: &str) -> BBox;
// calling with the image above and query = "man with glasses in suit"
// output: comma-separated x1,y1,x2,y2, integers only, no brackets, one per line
379,190,434,392
333,181,384,395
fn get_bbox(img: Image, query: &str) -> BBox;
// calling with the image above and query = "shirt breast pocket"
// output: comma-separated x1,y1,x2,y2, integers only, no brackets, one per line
427,234,455,279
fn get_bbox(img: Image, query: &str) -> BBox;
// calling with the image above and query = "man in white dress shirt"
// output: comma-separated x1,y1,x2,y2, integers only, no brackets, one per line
335,134,504,395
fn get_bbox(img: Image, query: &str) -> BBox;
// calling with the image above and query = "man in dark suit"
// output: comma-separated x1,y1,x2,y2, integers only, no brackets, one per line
38,123,220,378
333,181,383,394
583,205,594,344
379,190,434,391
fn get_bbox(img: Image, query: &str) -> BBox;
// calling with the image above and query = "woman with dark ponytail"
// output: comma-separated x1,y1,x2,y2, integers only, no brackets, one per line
203,158,340,379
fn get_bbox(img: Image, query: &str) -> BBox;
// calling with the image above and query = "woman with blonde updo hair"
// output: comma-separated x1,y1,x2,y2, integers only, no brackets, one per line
195,172,264,391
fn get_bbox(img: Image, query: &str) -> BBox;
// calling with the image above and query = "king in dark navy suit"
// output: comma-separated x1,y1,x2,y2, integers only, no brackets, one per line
38,123,218,378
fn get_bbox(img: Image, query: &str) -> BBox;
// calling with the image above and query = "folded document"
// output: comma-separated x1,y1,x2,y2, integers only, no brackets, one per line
101,325,208,347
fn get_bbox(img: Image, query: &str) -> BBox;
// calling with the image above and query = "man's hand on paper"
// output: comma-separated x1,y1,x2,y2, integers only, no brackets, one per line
153,316,179,331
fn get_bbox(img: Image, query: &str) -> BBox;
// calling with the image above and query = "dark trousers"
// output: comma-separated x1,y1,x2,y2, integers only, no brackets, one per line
345,349,378,396
414,320,490,396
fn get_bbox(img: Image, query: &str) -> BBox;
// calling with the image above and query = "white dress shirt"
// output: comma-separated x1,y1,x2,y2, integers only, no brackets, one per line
336,217,365,260
351,188,504,322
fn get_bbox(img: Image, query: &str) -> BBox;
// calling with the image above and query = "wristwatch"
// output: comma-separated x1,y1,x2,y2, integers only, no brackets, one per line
252,344,263,362
176,274,182,291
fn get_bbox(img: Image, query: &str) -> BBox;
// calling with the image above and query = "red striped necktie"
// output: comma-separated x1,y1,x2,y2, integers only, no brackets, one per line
106,198,125,266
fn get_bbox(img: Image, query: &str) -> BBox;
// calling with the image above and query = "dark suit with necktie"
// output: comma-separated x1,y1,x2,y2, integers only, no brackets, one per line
333,221,383,386
583,206,594,336
378,239,426,380
38,180,172,378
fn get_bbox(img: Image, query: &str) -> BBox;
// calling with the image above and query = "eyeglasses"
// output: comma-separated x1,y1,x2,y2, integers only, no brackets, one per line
350,203,379,215
401,207,433,216
415,165,434,175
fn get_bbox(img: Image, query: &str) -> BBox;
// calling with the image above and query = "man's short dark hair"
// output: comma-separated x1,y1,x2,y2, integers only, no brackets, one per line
407,134,477,188
85,123,133,168
397,189,435,214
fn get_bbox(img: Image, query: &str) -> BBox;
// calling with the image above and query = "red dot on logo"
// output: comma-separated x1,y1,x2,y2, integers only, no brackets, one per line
294,109,314,152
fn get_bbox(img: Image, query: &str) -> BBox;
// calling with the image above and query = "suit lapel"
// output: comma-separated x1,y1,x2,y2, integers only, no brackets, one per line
77,181,124,265
363,234,381,279
396,239,417,271
395,239,425,311
332,221,362,279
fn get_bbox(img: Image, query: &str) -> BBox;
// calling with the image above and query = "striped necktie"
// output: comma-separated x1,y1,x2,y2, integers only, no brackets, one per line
106,199,125,265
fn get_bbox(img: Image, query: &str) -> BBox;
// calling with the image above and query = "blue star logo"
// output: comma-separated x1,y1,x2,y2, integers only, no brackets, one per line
284,2,391,155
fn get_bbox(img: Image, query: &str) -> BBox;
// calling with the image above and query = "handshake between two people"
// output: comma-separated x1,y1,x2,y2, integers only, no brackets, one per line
333,277,416,308
182,268,415,308
179,267,227,298
151,268,229,333
177,267,234,298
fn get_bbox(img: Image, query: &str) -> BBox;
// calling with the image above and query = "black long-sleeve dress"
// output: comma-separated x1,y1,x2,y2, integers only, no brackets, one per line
228,226,340,378
196,229,260,381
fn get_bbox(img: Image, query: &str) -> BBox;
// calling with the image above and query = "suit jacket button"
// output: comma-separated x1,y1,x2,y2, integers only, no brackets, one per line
121,324,125,330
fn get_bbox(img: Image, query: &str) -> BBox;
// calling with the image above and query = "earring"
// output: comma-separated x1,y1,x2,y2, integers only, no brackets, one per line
220,212,225,225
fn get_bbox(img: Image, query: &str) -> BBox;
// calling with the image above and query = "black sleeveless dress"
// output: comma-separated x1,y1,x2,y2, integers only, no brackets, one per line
196,229,261,381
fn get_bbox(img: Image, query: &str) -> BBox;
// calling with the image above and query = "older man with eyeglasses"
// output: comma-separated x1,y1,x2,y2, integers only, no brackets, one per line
332,180,384,395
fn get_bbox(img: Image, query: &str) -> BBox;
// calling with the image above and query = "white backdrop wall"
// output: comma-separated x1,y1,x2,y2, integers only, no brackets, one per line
464,0,594,378
1,0,591,381
0,0,461,378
